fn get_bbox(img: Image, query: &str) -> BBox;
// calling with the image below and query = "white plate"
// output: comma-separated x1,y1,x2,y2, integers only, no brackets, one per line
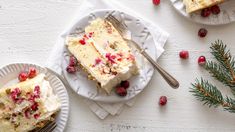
62,9,155,103
0,63,69,132
170,0,235,25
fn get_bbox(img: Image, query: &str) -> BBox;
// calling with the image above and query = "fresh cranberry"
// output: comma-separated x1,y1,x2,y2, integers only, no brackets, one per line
28,67,37,78
18,72,28,82
31,102,38,111
34,113,40,119
159,96,167,106
211,5,220,15
69,55,78,66
79,39,86,45
198,28,208,38
179,50,189,59
116,86,127,97
152,0,160,5
198,56,206,66
120,81,130,89
201,8,211,17
66,65,76,74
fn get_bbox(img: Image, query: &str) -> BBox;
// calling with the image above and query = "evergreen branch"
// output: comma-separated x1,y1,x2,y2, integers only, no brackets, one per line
205,61,235,87
190,78,235,113
210,40,235,83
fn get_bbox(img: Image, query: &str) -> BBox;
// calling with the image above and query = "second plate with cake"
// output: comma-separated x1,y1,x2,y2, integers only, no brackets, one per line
62,10,156,103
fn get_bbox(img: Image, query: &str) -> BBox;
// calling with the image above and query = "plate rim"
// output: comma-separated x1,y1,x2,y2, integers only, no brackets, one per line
0,63,69,132
62,9,156,103
170,0,235,25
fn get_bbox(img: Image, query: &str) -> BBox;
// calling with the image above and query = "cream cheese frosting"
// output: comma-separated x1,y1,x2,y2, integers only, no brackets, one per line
0,74,61,132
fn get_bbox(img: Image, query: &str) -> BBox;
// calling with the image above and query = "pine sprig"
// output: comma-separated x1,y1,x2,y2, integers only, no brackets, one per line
190,79,235,113
190,40,235,114
209,40,235,85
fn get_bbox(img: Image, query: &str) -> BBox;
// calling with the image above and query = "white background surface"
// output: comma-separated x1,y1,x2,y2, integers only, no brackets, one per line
1,0,235,131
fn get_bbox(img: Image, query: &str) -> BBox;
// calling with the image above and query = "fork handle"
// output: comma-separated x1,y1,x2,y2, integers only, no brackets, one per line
140,50,179,89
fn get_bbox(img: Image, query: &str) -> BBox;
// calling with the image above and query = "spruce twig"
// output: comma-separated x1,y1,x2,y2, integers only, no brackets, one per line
190,79,235,113
190,40,235,114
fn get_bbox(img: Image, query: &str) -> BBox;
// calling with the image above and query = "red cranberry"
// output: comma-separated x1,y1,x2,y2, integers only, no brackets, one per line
152,0,160,5
179,50,189,59
159,96,167,106
120,81,130,89
18,72,28,82
69,55,78,66
28,67,37,78
116,86,127,97
211,5,220,15
198,28,208,38
34,113,40,119
66,65,76,74
31,102,38,111
198,56,206,66
201,8,211,17
79,39,86,45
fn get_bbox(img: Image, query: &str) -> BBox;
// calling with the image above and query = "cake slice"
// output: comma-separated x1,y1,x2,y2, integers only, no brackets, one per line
66,18,138,94
183,0,224,13
0,74,61,132
85,18,138,76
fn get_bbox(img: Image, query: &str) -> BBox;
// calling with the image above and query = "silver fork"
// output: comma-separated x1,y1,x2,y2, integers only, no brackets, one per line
34,120,57,132
105,14,179,89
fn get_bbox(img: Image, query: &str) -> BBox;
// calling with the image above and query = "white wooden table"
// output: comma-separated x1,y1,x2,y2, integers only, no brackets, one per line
1,0,235,131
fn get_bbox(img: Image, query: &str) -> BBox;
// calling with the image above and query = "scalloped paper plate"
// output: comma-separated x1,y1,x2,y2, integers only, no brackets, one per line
61,9,155,103
0,63,69,132
170,0,235,25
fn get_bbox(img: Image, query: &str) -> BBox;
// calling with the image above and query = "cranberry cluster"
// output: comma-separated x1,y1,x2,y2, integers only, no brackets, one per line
66,55,78,74
115,80,130,97
18,67,37,82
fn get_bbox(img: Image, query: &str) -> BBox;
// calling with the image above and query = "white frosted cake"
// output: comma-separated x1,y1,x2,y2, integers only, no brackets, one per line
183,0,224,13
66,18,138,94
0,74,61,132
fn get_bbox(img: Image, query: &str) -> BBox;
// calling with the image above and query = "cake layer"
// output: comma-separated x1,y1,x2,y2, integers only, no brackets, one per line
183,0,224,13
85,18,138,75
66,18,139,94
0,74,61,132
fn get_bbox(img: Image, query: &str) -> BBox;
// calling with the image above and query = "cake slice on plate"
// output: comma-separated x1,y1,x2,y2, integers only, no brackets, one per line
66,18,138,94
183,0,224,13
0,74,61,132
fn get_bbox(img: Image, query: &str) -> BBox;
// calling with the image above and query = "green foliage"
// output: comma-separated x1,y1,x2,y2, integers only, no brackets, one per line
191,40,235,113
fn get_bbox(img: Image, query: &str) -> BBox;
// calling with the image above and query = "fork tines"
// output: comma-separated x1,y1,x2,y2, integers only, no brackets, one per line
105,14,127,33
34,120,57,132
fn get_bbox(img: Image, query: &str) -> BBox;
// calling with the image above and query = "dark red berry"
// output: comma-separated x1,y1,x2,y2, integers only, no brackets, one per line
116,86,127,97
120,80,130,89
159,96,167,106
66,65,76,74
198,28,208,38
28,67,37,78
152,0,160,5
18,72,28,82
34,113,40,119
211,5,220,15
179,50,189,59
79,39,86,45
201,8,211,17
198,56,206,66
69,55,78,66
31,102,38,111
